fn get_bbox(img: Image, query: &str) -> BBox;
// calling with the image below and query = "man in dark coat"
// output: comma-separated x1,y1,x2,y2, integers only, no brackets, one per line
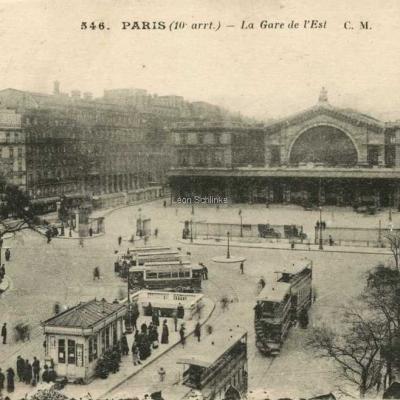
177,304,184,319
161,320,169,344
1,323,7,344
6,368,14,393
194,322,201,342
5,248,10,262
179,324,186,347
24,360,32,385
16,356,24,381
32,357,40,383
0,368,5,394
131,302,139,331
147,302,153,317
121,333,129,356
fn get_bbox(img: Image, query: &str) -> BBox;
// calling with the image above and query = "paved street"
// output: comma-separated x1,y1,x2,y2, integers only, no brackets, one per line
0,200,395,399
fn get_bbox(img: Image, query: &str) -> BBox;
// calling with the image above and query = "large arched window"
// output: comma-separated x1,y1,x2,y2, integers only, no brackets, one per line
289,125,358,166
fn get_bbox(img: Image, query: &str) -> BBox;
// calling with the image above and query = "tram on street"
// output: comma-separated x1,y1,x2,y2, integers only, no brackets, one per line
254,261,313,356
128,261,203,292
132,250,182,266
177,327,248,400
116,248,182,278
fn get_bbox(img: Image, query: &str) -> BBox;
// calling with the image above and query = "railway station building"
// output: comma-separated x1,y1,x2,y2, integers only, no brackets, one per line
168,89,400,208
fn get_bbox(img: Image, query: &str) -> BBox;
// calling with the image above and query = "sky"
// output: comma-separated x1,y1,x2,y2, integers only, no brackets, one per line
0,0,399,121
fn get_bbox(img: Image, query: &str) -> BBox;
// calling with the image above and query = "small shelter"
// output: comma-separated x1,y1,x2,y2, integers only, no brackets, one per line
42,299,126,383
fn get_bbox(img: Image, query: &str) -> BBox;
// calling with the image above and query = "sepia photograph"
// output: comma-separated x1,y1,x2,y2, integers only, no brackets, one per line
0,0,400,399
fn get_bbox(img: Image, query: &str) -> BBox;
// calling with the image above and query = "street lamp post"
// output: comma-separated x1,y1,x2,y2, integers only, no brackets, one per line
227,231,231,259
190,219,193,243
239,209,243,237
125,272,133,334
318,207,325,250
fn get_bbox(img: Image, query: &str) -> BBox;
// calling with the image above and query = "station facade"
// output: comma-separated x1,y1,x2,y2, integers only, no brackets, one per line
168,89,400,208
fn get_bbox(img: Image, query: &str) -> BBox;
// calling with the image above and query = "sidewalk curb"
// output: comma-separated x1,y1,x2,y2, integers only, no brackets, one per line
177,239,392,256
98,299,216,400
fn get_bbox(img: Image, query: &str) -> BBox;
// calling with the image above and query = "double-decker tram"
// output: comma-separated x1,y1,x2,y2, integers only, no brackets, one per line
175,327,248,400
128,261,203,293
132,250,181,266
254,261,313,356
116,248,182,278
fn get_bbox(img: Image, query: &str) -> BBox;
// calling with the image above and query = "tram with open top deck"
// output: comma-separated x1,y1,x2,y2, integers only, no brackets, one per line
128,261,203,293
176,327,248,400
254,261,313,356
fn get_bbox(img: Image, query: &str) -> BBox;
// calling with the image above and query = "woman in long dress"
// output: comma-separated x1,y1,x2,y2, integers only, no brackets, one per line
161,320,169,344
6,368,15,393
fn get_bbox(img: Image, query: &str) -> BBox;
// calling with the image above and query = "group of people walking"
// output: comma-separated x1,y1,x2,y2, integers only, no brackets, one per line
0,355,49,395
16,356,41,385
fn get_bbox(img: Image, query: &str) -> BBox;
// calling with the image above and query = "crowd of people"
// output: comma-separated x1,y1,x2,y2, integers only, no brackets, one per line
0,355,57,396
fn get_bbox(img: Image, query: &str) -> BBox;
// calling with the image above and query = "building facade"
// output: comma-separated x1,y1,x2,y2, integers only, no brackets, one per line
0,84,171,208
168,89,400,208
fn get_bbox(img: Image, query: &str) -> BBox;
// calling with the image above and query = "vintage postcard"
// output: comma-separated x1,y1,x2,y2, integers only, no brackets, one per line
0,0,399,399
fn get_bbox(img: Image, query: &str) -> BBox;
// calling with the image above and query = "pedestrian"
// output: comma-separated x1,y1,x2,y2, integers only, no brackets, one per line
147,302,153,317
291,241,295,250
163,200,167,208
194,322,201,342
179,324,186,347
121,333,129,356
158,367,166,382
259,278,266,290
93,267,100,280
154,228,158,238
6,368,14,393
131,342,140,366
118,236,122,246
5,248,10,262
79,237,84,247
131,302,139,332
32,357,40,383
24,360,32,385
152,309,160,327
240,262,244,274
203,265,208,280
16,355,24,381
161,320,169,344
0,368,4,394
144,236,149,245
150,325,159,349
329,235,334,246
177,303,184,319
89,227,93,237
1,323,7,344
172,310,178,332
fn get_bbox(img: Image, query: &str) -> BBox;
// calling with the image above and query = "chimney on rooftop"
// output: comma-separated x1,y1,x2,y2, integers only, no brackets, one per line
83,92,93,101
71,90,81,100
53,81,60,95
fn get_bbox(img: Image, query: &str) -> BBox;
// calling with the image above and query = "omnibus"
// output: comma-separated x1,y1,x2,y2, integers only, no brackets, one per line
177,327,248,400
128,261,203,293
254,261,313,356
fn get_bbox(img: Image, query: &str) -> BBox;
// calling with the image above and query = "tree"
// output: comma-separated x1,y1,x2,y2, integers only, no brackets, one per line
307,306,386,398
0,181,42,263
362,264,400,386
384,232,400,271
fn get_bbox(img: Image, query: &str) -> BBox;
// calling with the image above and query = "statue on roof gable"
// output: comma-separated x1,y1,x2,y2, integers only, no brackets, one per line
318,86,328,103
